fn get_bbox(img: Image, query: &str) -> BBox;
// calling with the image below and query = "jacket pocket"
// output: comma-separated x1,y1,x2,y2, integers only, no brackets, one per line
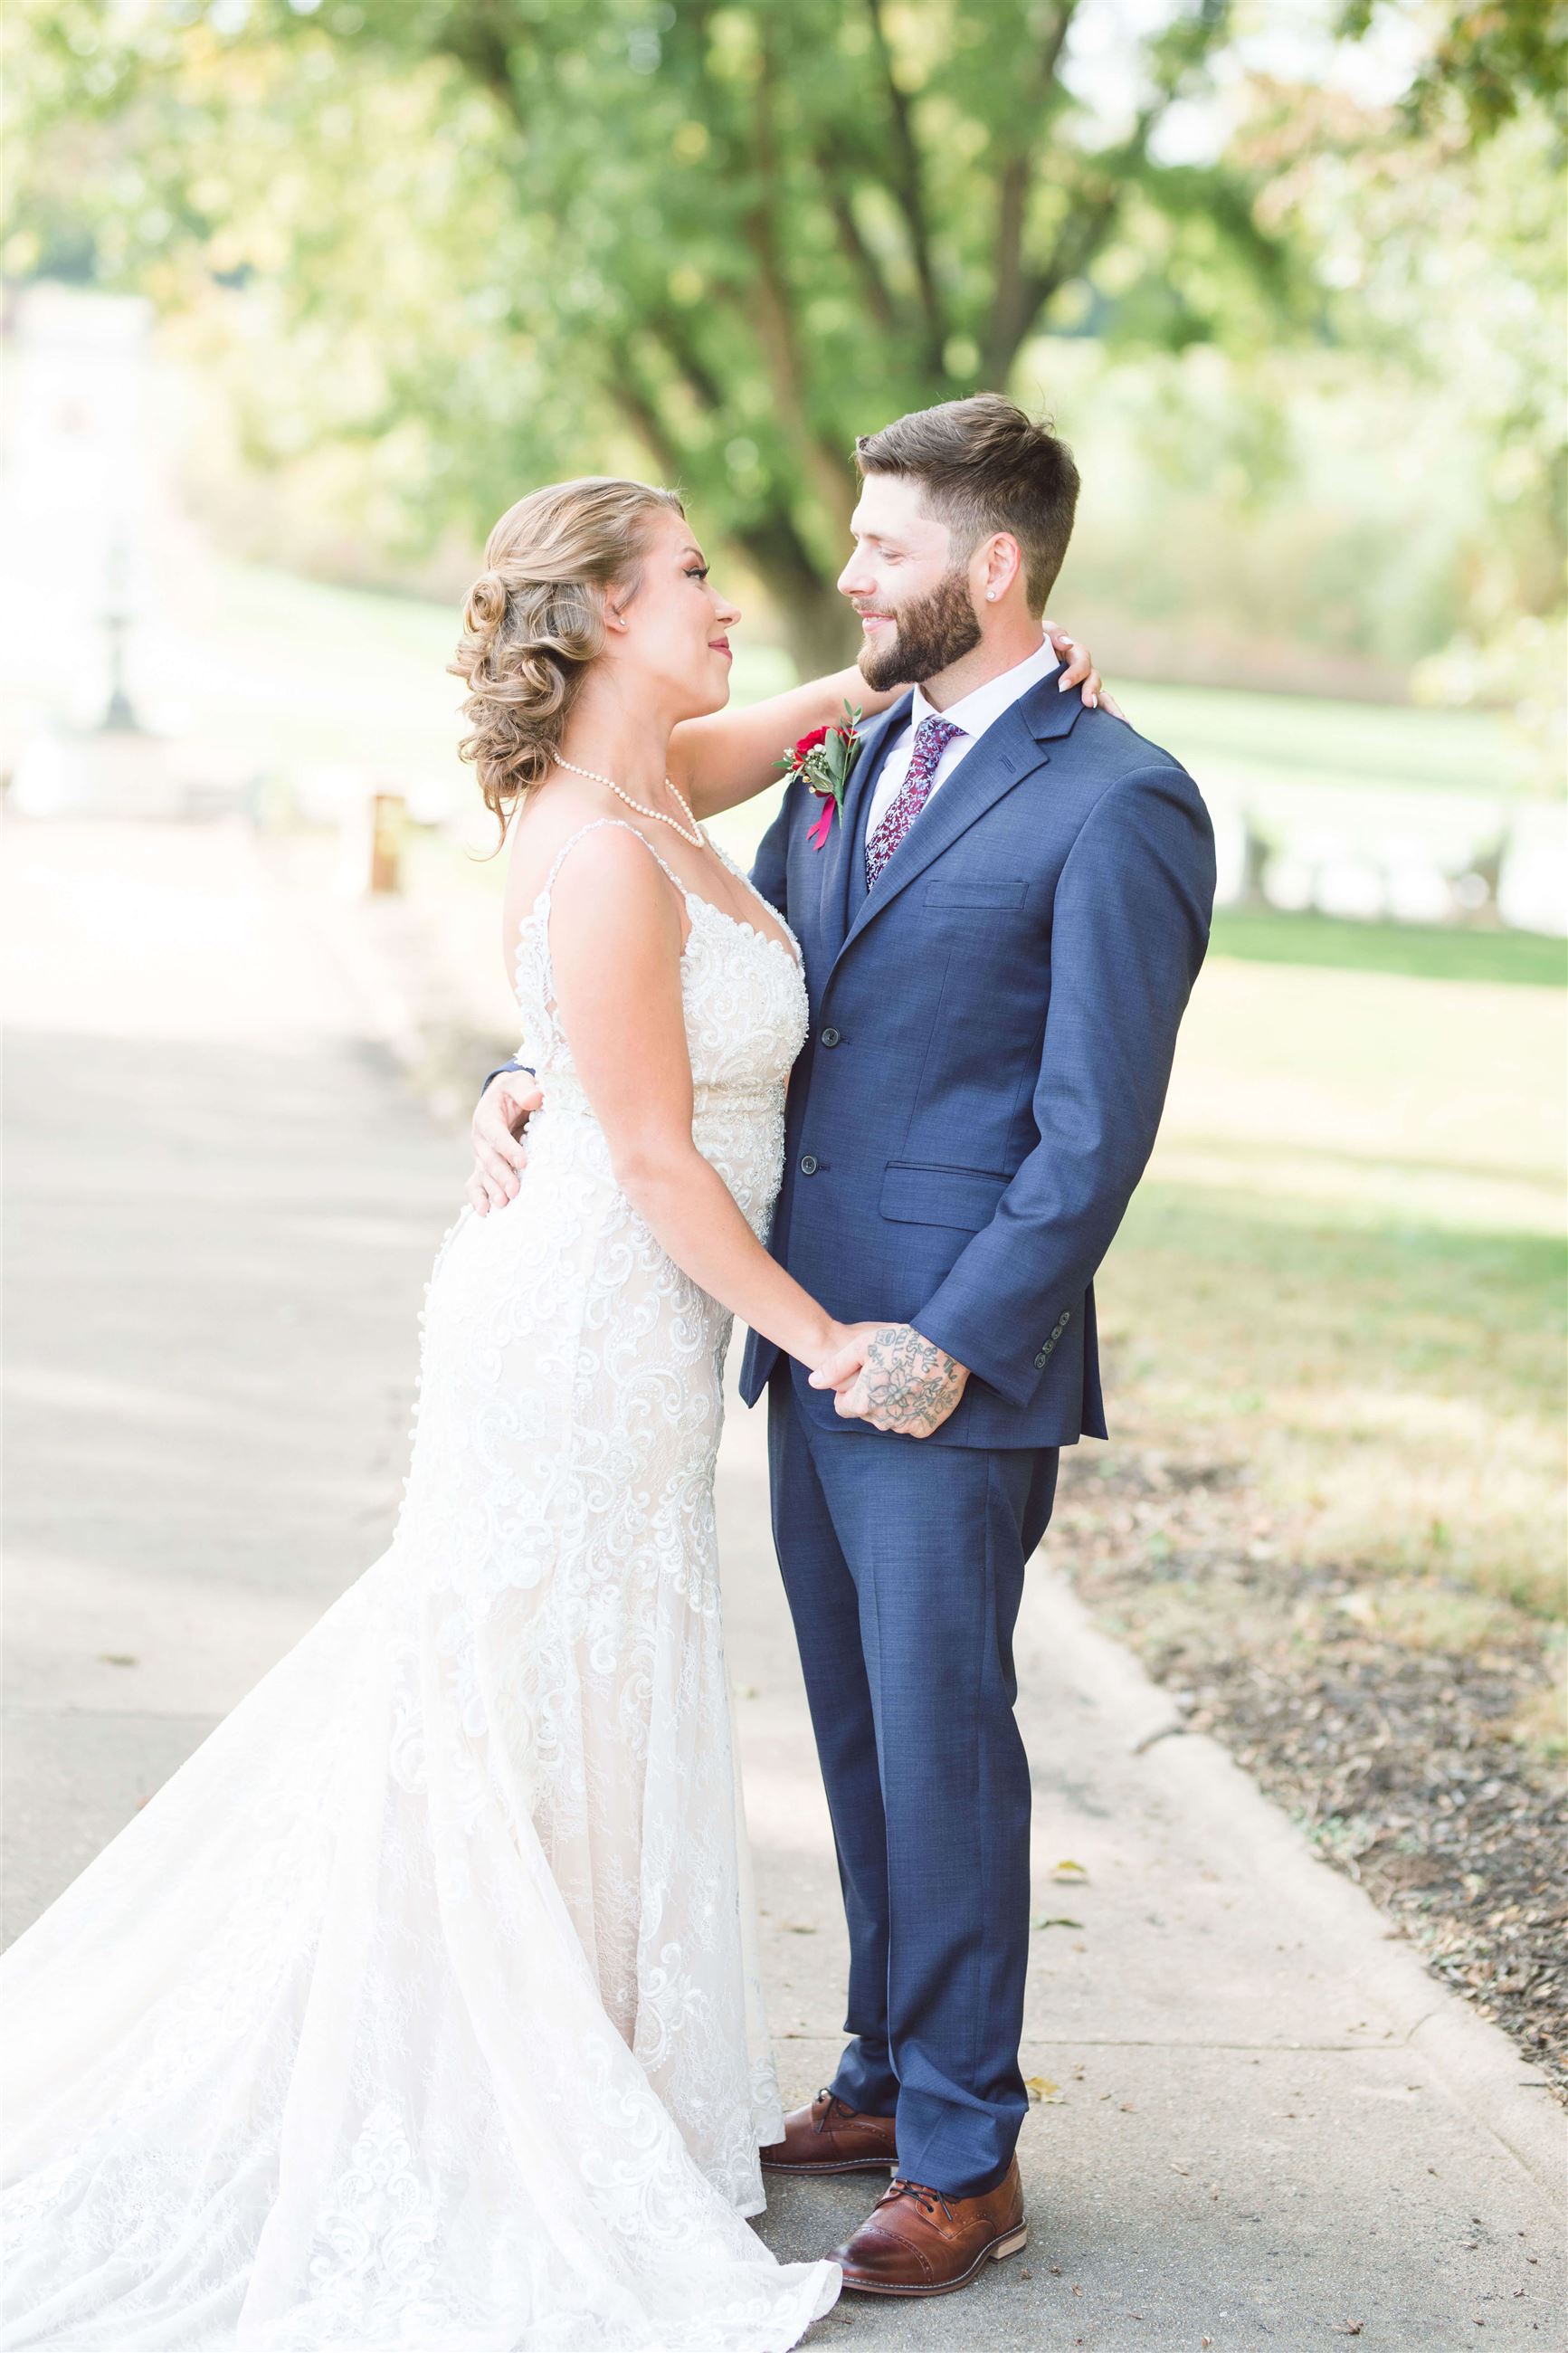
923,879,1029,909
879,1159,1011,1232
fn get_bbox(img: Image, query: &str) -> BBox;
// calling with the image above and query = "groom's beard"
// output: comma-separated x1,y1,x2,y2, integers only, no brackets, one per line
856,567,982,692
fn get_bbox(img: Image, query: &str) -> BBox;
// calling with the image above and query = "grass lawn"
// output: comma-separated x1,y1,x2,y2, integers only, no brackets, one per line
1046,941,1565,2081
1086,946,1564,1635
150,559,1536,816
1124,677,1529,799
1034,936,1561,2080
1209,908,1565,988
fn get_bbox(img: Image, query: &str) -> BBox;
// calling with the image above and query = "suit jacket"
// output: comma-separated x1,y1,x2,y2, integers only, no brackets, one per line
738,676,1216,1449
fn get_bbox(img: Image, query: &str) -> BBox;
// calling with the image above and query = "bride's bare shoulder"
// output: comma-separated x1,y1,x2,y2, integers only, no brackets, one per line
503,795,612,915
503,802,676,946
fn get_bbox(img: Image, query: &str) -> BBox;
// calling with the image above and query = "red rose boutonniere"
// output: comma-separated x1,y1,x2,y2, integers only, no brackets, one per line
778,702,865,851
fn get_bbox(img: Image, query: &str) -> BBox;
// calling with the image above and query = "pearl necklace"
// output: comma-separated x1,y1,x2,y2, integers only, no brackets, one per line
555,756,705,848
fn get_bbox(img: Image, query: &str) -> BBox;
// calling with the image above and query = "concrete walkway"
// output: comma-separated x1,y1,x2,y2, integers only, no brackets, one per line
4,816,1562,2351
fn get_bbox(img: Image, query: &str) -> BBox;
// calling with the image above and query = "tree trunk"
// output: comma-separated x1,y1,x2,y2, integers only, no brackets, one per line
776,574,859,679
734,510,860,679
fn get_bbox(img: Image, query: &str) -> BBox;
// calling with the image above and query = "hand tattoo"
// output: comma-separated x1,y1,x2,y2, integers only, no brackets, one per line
851,1325,967,1437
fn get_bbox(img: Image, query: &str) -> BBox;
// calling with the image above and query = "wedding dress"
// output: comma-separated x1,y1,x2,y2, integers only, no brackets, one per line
0,820,837,2352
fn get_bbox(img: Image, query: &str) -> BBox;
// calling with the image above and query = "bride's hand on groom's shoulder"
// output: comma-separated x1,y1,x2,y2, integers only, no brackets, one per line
1044,622,1126,721
466,1072,544,1215
808,1321,970,1439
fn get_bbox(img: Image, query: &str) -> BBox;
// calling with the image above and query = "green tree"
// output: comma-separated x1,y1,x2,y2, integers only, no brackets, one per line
13,0,1274,667
1341,0,1568,141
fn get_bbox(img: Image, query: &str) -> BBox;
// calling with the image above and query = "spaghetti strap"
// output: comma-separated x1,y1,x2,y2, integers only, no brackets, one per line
543,817,691,908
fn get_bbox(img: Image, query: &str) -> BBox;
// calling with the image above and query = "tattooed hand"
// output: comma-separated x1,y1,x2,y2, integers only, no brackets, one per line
807,1322,970,1438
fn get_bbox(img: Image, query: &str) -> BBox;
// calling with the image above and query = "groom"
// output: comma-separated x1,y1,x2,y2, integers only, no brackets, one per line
736,395,1213,2295
477,396,1214,2296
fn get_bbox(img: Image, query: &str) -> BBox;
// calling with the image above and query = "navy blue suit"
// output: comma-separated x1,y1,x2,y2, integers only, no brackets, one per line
744,678,1213,2193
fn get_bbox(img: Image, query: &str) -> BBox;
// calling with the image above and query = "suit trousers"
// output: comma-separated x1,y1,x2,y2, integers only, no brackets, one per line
765,1363,1060,2196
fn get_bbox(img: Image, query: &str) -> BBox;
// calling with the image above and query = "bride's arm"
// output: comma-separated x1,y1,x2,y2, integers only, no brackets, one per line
672,624,1110,820
546,826,848,1371
671,665,898,821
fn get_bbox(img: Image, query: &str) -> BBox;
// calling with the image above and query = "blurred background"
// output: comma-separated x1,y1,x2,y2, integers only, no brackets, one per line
3,1,1564,2082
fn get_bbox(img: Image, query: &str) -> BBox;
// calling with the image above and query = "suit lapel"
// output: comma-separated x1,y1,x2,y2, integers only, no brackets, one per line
836,676,1084,960
814,693,910,963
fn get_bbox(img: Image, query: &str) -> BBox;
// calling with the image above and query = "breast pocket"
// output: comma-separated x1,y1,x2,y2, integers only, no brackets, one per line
879,1160,1011,1233
923,879,1029,910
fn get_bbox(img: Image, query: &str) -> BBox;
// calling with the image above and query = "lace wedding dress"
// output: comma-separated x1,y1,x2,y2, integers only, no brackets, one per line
0,821,836,2352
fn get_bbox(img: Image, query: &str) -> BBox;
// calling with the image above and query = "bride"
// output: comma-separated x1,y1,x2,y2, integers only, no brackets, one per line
0,475,1098,2352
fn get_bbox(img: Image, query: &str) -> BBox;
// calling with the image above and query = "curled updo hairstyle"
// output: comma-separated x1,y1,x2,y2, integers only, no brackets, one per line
449,476,686,834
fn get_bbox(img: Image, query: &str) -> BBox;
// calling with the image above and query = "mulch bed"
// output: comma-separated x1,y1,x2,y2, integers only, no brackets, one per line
1051,1445,1567,2102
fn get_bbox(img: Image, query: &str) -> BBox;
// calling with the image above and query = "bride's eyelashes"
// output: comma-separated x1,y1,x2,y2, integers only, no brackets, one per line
686,563,710,583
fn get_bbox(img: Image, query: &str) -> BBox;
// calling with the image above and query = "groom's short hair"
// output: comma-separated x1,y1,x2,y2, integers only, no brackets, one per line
854,395,1079,614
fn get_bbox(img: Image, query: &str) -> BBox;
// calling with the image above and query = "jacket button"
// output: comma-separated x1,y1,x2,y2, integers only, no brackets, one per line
1033,1348,1050,1369
821,1026,841,1048
799,1154,819,1176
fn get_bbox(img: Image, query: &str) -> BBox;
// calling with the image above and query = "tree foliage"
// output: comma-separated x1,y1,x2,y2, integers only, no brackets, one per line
7,0,1560,696
11,0,1283,663
1341,0,1568,142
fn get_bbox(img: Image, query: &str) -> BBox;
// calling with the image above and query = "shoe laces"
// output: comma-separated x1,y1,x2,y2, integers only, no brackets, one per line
882,2176,955,2224
813,2089,861,2135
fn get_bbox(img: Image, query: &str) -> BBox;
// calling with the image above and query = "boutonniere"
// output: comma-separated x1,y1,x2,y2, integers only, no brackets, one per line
778,702,865,851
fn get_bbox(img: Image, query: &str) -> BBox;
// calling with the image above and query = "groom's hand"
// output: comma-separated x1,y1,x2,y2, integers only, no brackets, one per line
467,1072,543,1215
809,1322,970,1438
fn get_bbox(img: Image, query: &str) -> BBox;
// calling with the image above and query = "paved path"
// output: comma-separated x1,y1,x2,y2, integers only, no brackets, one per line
4,816,1562,2351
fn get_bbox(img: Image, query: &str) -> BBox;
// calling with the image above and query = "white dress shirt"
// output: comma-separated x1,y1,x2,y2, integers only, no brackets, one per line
862,635,1062,846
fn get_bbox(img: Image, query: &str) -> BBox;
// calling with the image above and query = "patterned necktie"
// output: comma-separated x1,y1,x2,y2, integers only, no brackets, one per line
864,714,964,889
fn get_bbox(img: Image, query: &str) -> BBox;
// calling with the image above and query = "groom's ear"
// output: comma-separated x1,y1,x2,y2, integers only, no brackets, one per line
974,530,1024,607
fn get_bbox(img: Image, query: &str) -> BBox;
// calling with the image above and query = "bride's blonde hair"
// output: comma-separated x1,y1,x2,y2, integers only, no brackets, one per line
449,476,685,833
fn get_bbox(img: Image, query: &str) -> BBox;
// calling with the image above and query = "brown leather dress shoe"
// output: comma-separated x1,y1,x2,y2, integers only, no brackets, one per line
832,2156,1026,2295
758,2090,898,2176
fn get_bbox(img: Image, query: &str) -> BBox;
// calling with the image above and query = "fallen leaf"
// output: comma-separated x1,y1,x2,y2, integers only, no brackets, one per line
1023,2076,1063,2104
1052,1858,1089,1880
1031,1914,1084,1930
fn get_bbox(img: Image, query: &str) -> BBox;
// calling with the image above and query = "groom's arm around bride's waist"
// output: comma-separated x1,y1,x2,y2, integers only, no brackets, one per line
911,760,1215,1410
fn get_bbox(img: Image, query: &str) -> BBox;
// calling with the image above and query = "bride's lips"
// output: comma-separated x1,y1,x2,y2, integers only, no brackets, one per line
709,637,733,660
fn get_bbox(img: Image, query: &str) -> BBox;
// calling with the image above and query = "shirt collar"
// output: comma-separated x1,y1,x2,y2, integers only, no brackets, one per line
910,634,1060,744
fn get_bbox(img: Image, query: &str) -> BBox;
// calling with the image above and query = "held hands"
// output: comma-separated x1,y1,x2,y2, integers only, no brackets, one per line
466,1072,544,1215
1044,622,1125,720
809,1322,970,1439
